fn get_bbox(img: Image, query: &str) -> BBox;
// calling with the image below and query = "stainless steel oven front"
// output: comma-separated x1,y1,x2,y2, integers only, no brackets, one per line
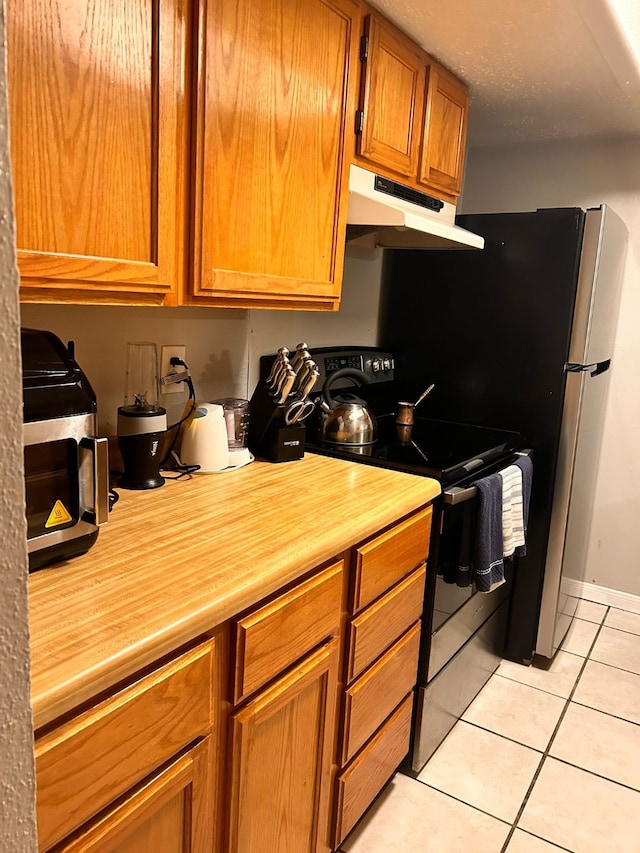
410,450,531,772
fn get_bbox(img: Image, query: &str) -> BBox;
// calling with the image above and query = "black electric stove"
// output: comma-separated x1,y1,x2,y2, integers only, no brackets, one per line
305,413,524,487
296,346,526,486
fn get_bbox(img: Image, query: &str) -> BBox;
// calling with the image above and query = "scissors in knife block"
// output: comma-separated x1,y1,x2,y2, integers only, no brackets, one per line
284,398,316,425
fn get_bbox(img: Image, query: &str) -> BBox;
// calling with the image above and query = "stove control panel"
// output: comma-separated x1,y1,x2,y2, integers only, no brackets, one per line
309,346,395,385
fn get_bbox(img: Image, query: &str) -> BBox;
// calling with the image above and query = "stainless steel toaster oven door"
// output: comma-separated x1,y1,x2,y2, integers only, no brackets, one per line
24,438,80,539
23,414,109,564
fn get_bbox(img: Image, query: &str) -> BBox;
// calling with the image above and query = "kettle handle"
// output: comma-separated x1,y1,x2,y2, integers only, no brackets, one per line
322,368,370,409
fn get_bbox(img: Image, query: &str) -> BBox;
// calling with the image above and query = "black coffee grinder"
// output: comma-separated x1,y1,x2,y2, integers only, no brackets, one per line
117,342,167,489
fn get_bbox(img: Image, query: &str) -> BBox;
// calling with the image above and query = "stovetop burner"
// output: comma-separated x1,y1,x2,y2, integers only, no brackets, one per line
306,414,525,487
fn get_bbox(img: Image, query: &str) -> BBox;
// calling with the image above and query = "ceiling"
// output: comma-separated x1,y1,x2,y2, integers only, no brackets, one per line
370,0,640,146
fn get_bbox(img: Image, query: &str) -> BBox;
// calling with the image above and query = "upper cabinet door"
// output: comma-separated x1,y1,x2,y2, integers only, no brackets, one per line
356,12,425,179
7,0,188,305
190,0,360,310
418,63,469,200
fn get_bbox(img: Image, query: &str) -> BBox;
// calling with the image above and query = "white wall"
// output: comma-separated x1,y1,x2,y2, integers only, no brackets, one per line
247,246,384,388
20,305,252,434
462,137,640,597
0,1,38,847
21,246,385,434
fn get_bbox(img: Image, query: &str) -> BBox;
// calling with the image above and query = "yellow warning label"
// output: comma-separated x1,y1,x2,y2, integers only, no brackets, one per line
45,500,73,528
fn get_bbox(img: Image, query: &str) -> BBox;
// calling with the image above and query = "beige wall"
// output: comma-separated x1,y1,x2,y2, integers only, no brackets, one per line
0,1,38,848
247,246,384,388
461,137,640,597
21,246,384,435
20,304,252,435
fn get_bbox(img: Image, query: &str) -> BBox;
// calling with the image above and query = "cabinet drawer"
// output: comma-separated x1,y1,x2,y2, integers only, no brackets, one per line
36,639,214,852
52,738,213,853
334,694,413,847
233,560,343,704
341,621,421,764
352,507,432,613
347,564,426,683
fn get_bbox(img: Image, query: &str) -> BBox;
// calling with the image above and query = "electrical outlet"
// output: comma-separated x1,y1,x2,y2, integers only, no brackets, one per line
160,345,187,395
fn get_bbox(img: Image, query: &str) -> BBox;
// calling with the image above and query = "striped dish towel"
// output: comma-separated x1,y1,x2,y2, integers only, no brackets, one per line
499,464,525,557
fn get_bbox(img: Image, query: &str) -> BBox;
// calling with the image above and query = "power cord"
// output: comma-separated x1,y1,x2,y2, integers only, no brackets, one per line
108,357,199,502
160,357,199,471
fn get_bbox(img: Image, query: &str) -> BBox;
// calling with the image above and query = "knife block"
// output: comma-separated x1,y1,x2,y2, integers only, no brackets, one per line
260,423,306,463
248,382,305,462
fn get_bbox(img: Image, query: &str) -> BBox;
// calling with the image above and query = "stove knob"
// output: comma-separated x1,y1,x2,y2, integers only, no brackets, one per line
372,359,381,372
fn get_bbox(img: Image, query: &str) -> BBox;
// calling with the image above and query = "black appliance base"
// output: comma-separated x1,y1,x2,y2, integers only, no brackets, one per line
28,529,100,572
407,599,509,774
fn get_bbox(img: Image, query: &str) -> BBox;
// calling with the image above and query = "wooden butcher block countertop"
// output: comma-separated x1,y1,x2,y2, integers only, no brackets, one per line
28,453,440,730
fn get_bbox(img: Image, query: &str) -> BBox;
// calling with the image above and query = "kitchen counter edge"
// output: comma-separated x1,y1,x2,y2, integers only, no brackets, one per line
28,453,440,730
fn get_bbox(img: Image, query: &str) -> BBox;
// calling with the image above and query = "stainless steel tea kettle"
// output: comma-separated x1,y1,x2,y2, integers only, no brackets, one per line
319,368,377,445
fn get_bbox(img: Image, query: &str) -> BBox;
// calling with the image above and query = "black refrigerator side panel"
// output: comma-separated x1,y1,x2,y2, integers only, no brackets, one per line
379,208,585,662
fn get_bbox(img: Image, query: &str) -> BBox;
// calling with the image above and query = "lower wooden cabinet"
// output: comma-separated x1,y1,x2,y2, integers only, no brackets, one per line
334,694,414,844
34,505,433,853
53,739,213,853
332,509,430,849
35,640,215,851
341,622,421,765
228,639,340,853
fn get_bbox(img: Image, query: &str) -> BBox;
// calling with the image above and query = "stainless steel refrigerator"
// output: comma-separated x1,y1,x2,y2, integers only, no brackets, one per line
379,205,627,663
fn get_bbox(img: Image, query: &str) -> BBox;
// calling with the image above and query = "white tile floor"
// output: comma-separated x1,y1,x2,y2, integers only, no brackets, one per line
339,599,640,853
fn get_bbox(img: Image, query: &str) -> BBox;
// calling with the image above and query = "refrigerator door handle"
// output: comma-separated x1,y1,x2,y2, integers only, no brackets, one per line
566,358,611,377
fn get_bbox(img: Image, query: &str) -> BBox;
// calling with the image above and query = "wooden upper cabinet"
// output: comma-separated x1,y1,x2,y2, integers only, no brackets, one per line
7,0,189,305
188,0,360,310
353,8,470,203
355,12,425,179
418,62,469,200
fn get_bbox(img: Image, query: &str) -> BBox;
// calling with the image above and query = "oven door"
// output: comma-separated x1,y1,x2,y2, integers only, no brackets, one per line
425,500,510,684
421,450,531,683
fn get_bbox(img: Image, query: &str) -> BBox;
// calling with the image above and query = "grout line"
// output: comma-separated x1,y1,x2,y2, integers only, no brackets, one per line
413,776,512,827
508,829,573,852
571,696,640,727
599,622,640,638
585,655,640,679
498,607,610,852
546,754,640,796
343,600,640,851
492,668,579,701
458,717,546,753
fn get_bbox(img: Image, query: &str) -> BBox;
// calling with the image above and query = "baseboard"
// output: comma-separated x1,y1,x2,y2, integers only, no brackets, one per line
564,578,640,615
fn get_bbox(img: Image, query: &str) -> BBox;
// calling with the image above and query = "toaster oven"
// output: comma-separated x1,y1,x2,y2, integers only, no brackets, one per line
21,329,109,571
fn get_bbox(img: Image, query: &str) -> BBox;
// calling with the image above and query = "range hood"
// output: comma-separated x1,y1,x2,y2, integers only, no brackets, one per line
346,164,484,250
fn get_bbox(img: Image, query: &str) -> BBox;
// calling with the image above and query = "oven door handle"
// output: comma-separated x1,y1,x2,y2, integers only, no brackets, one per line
81,437,110,525
443,484,478,506
443,449,533,506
